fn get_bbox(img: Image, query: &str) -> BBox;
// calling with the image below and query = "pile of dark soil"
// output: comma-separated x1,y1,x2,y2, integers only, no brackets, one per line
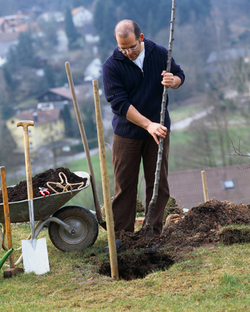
99,198,250,280
0,167,87,203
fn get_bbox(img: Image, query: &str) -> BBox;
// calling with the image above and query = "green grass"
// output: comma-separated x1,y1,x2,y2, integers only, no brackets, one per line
1,224,250,311
169,104,203,123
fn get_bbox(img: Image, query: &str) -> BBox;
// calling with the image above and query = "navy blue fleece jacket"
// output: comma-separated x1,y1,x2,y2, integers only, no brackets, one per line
102,38,185,139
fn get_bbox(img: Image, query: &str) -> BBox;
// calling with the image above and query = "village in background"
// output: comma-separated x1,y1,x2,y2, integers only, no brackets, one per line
0,0,250,209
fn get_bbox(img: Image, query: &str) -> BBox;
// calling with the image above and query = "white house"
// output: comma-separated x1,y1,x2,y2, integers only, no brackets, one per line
72,6,93,28
84,58,102,82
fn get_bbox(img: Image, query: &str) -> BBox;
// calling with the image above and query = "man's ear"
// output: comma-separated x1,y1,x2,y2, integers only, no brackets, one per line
139,33,144,42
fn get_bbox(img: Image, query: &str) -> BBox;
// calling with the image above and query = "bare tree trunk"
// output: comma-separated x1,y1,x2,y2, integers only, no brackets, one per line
143,0,176,236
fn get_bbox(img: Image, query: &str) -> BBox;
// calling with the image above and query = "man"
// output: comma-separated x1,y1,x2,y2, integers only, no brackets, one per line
102,20,185,251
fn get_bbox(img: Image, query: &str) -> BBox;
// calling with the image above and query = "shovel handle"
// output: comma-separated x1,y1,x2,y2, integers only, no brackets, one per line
17,120,34,200
0,166,14,268
65,61,104,226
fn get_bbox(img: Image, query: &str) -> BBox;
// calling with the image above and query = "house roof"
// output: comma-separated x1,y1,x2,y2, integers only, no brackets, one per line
36,84,93,102
72,6,84,16
17,22,39,32
71,6,92,19
168,165,250,209
15,108,61,126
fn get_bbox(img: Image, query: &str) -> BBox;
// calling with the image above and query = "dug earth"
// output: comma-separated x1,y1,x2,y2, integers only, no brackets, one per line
0,167,87,203
99,198,250,280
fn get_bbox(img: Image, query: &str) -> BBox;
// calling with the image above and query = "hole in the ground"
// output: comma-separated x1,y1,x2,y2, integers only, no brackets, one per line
99,250,175,280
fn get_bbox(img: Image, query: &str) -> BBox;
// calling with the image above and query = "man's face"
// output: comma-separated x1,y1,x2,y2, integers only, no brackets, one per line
117,32,143,61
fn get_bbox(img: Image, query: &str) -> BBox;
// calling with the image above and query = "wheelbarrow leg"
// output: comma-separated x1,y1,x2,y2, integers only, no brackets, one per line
34,217,75,239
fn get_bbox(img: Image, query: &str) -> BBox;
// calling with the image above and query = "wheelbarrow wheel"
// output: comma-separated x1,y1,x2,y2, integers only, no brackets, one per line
48,205,98,252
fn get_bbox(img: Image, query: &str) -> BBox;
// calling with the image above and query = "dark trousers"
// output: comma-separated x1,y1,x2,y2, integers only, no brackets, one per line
112,133,170,238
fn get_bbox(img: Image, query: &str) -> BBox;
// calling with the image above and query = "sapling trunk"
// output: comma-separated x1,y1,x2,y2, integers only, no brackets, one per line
143,0,176,235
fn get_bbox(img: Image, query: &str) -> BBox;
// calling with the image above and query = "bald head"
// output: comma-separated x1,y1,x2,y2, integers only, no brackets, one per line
114,20,141,41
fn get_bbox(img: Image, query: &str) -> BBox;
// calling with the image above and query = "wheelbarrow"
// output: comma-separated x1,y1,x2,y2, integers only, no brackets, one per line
0,171,99,252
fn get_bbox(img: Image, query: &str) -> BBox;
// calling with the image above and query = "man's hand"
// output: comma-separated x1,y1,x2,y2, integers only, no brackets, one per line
126,105,168,144
146,122,167,144
161,71,181,89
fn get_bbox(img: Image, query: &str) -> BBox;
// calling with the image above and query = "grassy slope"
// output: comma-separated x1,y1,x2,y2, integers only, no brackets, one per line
1,105,250,311
0,224,250,311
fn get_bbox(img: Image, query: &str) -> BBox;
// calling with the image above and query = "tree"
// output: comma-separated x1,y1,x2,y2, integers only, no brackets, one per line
2,65,18,105
6,46,18,73
64,6,82,50
0,124,17,172
16,32,37,67
80,98,98,149
44,64,56,89
233,57,250,94
37,19,59,51
94,0,117,61
61,104,74,137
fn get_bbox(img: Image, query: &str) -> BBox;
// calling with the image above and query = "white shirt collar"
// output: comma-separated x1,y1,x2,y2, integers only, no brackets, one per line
133,44,145,69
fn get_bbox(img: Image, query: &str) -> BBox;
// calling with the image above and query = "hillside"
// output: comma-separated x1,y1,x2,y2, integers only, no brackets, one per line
0,0,250,176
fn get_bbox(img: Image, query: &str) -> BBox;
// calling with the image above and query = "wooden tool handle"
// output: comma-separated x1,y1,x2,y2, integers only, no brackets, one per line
17,120,34,200
0,166,14,268
65,61,105,226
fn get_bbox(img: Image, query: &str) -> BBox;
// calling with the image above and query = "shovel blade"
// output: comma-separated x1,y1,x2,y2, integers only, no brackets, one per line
22,237,50,275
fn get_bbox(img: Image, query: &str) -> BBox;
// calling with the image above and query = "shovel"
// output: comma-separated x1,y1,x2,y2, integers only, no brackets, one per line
65,61,106,230
17,120,50,275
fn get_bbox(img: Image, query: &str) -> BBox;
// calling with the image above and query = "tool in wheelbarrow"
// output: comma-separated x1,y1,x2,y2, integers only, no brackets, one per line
65,61,106,230
0,166,23,277
17,120,50,275
39,187,50,197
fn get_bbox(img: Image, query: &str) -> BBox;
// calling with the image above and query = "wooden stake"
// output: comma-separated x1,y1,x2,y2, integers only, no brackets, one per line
1,166,24,277
201,170,209,202
1,166,14,268
92,79,119,280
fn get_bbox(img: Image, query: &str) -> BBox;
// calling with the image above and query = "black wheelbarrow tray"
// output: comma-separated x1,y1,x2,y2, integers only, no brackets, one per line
0,171,99,252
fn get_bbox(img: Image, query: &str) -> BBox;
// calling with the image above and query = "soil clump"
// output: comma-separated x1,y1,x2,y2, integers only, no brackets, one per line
0,167,87,203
